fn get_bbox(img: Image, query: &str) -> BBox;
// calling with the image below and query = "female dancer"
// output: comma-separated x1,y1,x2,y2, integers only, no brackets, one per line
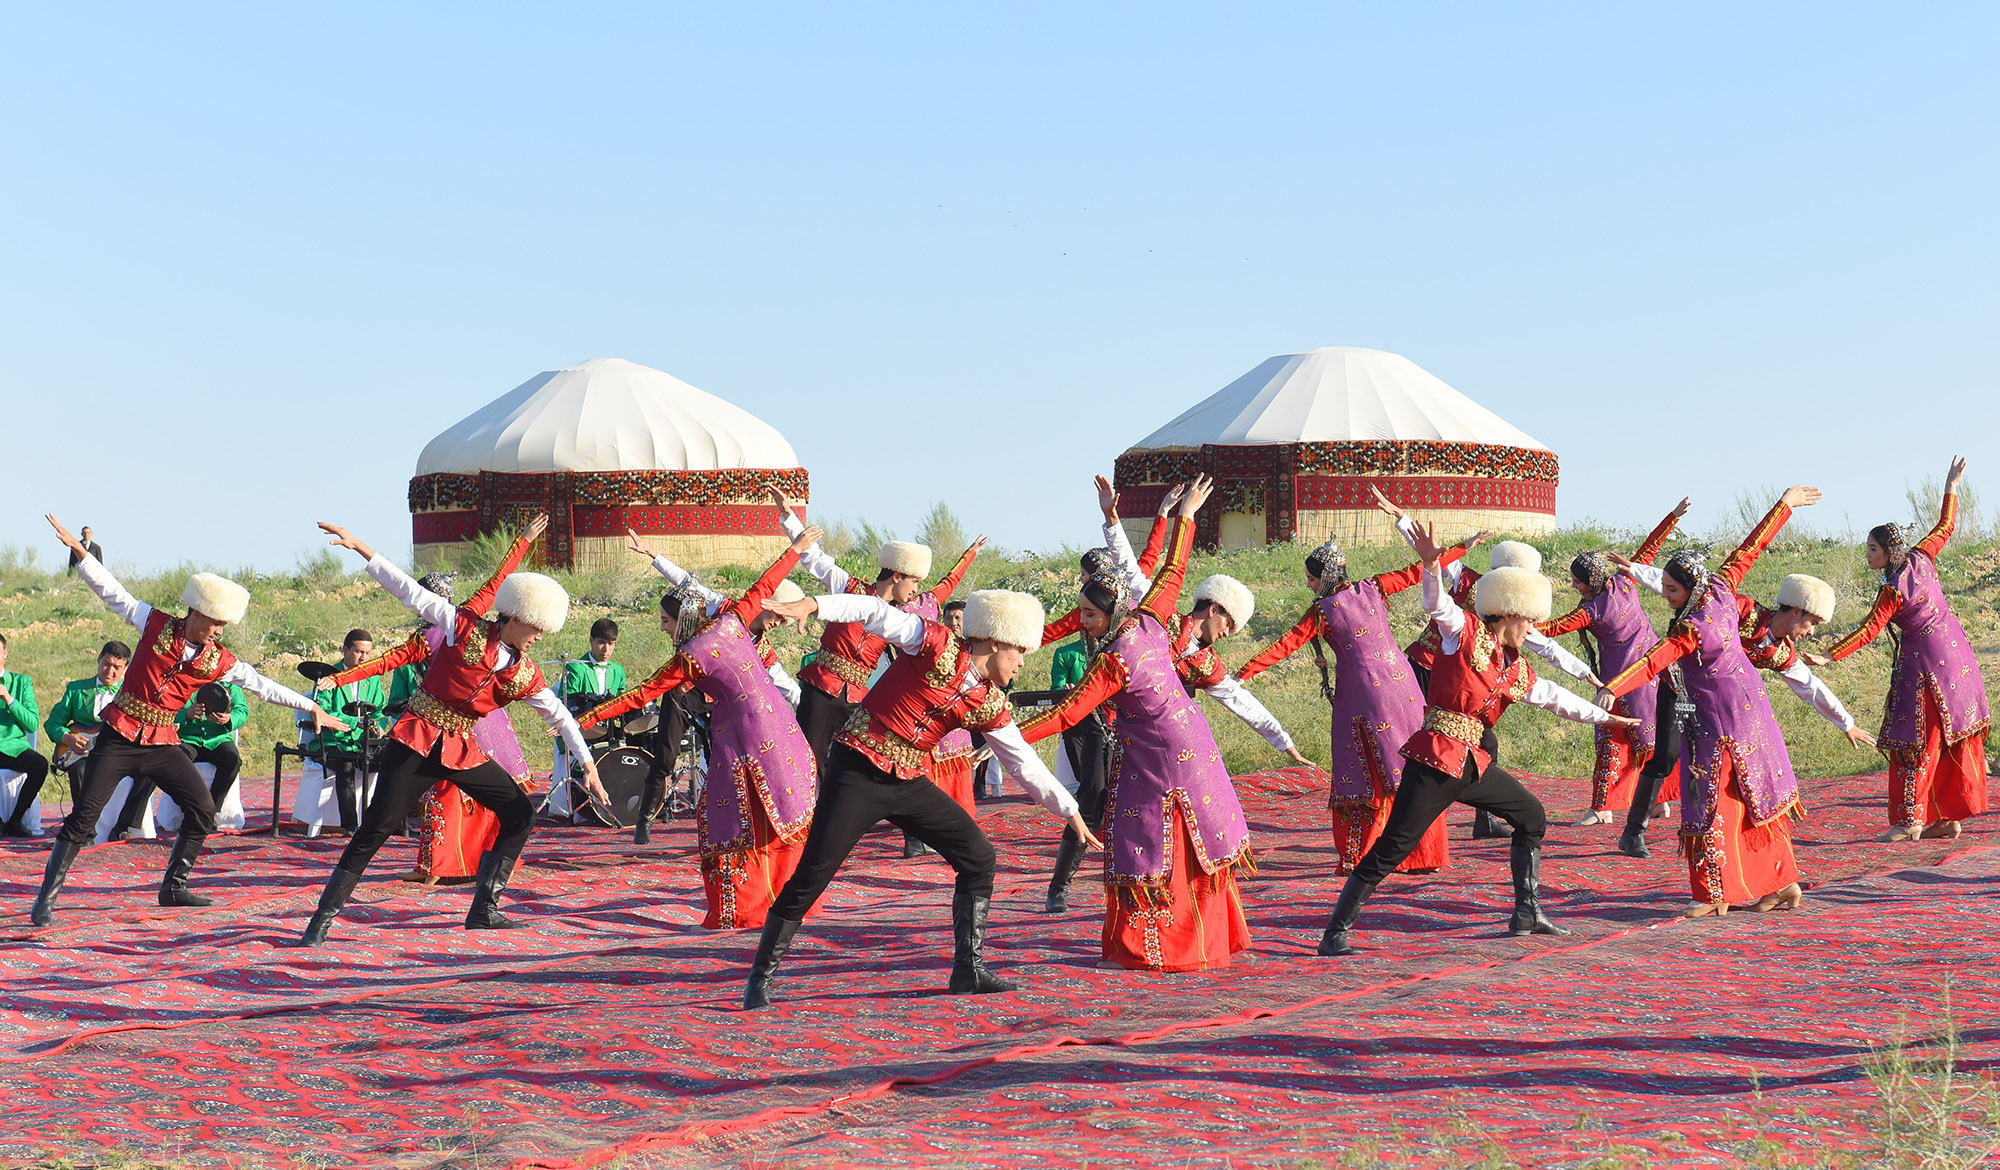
1019,477,1257,972
579,529,821,929
1540,498,1689,827
1600,486,1819,917
1813,456,1989,842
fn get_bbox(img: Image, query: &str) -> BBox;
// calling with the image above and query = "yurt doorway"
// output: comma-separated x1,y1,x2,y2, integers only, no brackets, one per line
1217,510,1266,550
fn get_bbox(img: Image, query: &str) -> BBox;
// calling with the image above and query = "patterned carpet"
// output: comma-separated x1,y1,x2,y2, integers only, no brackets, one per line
0,764,1993,1168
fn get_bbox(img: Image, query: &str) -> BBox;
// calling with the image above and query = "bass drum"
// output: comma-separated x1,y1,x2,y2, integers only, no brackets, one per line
581,744,656,829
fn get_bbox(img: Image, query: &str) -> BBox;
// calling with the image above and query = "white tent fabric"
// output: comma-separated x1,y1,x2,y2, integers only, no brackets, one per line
1131,347,1548,451
416,358,799,475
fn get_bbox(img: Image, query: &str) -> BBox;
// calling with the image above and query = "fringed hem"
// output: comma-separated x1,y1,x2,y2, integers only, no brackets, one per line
1109,843,1256,909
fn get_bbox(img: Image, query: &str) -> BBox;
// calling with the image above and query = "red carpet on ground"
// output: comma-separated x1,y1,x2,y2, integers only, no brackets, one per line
0,766,1993,1167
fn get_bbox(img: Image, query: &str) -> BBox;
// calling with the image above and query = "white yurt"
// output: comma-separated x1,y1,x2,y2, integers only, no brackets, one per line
1115,347,1558,549
408,358,809,570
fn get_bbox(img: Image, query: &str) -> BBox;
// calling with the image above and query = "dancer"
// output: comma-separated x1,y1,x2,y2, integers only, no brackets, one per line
627,527,805,705
743,588,1093,1008
32,516,341,926
1599,487,1820,916
1018,478,1260,973
1814,456,1989,842
300,519,604,944
1316,521,1633,955
1539,498,1689,828
578,529,822,928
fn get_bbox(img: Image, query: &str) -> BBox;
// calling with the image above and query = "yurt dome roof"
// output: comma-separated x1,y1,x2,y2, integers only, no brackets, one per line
1130,347,1548,452
414,357,800,475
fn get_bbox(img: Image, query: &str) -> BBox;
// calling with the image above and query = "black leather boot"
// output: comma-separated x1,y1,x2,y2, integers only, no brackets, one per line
743,915,802,1010
30,840,80,926
1316,873,1378,956
1617,826,1651,858
299,867,363,946
902,833,933,859
633,819,651,845
464,851,526,930
1507,835,1570,937
1044,829,1088,914
1471,808,1510,839
158,831,214,908
947,893,1017,994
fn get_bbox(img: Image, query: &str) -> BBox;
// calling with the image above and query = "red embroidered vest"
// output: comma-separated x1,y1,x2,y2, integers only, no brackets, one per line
102,610,238,745
389,608,548,769
1403,570,1481,672
1735,597,1798,672
798,580,890,702
835,622,1012,779
1400,609,1536,778
1172,614,1226,692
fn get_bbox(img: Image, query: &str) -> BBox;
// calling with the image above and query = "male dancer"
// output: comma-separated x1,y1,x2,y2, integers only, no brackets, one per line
32,516,341,925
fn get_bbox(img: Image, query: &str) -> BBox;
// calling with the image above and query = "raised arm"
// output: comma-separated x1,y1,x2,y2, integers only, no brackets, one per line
1826,585,1902,662
775,491,853,593
1233,607,1325,684
925,538,985,605
1410,521,1469,653
1602,624,1698,698
1717,487,1817,590
462,533,535,618
1372,544,1467,598
334,630,429,687
1916,458,1966,559
578,656,694,729
72,555,150,629
721,533,815,626
1633,497,1691,565
1104,515,1155,596
1040,607,1082,648
1017,653,1127,743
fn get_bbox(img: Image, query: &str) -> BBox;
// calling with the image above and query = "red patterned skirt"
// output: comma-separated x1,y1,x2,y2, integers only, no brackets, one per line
1333,741,1447,874
931,754,977,816
701,794,812,930
1102,807,1252,972
415,782,499,882
1683,755,1798,906
1888,690,1989,828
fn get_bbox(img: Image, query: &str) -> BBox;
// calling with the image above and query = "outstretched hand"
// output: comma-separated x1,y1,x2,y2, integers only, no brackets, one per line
1606,551,1635,570
317,522,377,563
1409,519,1445,566
1157,483,1186,518
44,514,87,559
1179,474,1215,518
579,759,610,808
1845,726,1877,750
762,597,818,624
766,483,795,514
523,512,550,543
1780,485,1822,509
1947,455,1969,494
790,525,825,554
1670,496,1693,521
1095,474,1119,520
1801,651,1831,668
1604,714,1642,731
1284,746,1319,771
625,527,658,559
1461,528,1494,551
967,535,989,557
1067,812,1104,851
1368,484,1405,521
311,706,351,735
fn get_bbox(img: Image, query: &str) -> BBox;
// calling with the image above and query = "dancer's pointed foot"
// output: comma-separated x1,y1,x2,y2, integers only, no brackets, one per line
1878,824,1923,843
1649,801,1673,820
1680,900,1728,919
1921,819,1963,840
1573,809,1613,827
1751,883,1803,912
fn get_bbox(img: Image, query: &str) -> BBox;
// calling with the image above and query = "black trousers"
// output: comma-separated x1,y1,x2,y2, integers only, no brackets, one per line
634,690,697,822
57,728,213,847
182,742,243,808
769,745,997,921
1624,678,1686,836
1351,756,1547,887
796,685,856,770
1060,718,1112,830
0,748,50,824
333,740,534,876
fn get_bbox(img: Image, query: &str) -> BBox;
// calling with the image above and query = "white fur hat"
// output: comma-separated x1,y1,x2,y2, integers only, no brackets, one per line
962,589,1045,651
771,578,806,605
1489,540,1544,573
1474,566,1553,623
183,573,250,624
1193,574,1255,631
1777,573,1837,623
878,540,932,579
493,572,570,633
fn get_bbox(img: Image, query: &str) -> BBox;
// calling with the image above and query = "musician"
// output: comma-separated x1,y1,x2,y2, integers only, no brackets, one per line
38,641,131,824
310,629,391,834
0,634,50,837
562,619,627,700
175,681,247,807
64,526,102,574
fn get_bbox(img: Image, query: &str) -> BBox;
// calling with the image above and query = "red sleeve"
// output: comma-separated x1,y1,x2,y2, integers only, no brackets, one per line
1138,516,1194,621
1917,492,1958,559
1235,607,1325,683
579,656,692,728
1827,585,1902,661
926,542,981,605
1539,606,1591,637
1632,505,1683,565
1016,653,1127,743
1604,625,1698,697
723,549,802,626
1374,546,1463,598
333,630,428,686
1134,512,1172,578
464,537,534,618
1717,500,1792,590
1041,608,1082,648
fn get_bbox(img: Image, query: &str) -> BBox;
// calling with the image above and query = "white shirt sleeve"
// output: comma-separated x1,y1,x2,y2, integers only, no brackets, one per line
75,555,151,629
981,721,1079,818
1777,659,1857,731
524,687,593,760
813,593,927,652
1201,674,1295,751
1626,563,1668,596
1104,518,1153,595
781,511,852,594
365,554,459,633
219,661,319,712
649,554,727,615
1525,630,1598,684
767,660,802,706
1421,563,1466,653
1524,677,1617,724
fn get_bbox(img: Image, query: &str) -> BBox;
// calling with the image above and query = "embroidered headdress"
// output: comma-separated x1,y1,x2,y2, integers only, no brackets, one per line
1305,534,1347,595
670,579,716,644
417,572,457,601
1662,547,1712,618
1570,550,1613,595
1869,521,1911,573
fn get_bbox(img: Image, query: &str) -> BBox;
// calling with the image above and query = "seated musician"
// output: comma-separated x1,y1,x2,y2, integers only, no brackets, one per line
175,681,247,809
41,641,131,833
0,633,51,837
311,628,391,835
563,618,627,703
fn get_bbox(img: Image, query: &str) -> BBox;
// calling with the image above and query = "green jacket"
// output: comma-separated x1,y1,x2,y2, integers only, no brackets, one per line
1050,640,1090,692
0,671,36,755
45,677,117,743
561,656,627,700
175,684,248,751
310,676,389,754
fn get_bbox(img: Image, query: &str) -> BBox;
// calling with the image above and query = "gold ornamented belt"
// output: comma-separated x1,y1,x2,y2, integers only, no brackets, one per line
1422,707,1486,746
113,692,177,728
411,690,477,735
836,708,931,775
815,651,875,690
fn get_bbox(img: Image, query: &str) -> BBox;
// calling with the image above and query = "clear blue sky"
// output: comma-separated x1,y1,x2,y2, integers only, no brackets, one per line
4,4,1993,573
